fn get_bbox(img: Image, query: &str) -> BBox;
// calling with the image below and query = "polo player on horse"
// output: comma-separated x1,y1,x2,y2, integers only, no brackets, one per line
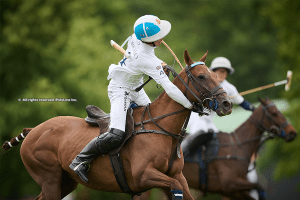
69,15,194,183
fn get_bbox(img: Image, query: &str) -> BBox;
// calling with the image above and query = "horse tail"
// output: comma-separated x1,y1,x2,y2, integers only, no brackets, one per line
2,128,33,150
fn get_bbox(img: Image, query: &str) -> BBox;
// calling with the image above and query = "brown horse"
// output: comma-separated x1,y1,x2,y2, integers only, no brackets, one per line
2,50,232,200
134,97,297,200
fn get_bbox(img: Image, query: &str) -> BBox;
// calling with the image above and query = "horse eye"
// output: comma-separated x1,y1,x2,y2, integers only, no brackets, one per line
272,113,278,117
198,75,205,80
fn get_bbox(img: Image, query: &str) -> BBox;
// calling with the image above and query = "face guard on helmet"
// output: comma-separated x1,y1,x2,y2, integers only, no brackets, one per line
134,15,171,42
209,57,235,75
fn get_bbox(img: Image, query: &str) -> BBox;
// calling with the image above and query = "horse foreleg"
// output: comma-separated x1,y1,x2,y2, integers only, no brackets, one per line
136,167,194,200
173,172,194,200
161,187,174,200
34,180,61,200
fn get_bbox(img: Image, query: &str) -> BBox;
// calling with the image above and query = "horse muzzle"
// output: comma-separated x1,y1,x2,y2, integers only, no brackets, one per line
271,124,297,142
285,130,297,142
214,96,233,116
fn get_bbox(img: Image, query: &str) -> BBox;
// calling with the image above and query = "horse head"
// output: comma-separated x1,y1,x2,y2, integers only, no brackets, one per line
178,49,233,116
257,97,297,142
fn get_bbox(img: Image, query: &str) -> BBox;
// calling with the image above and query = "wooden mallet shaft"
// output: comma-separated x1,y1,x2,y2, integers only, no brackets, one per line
230,70,292,98
110,40,130,58
161,41,184,70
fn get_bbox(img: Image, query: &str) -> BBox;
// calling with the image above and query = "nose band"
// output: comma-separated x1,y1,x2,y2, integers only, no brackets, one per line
209,99,218,111
279,130,286,138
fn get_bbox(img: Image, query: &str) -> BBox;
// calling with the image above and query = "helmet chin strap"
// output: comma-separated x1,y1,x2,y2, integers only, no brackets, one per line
143,41,156,47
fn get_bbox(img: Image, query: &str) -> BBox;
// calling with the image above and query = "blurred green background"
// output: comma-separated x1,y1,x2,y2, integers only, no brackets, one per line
0,0,299,199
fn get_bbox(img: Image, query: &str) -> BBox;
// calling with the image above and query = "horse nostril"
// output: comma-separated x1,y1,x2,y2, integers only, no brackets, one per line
223,100,230,108
287,131,297,141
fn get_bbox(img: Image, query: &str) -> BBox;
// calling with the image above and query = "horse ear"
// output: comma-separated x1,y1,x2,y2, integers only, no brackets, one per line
199,50,208,62
184,49,194,66
258,97,266,105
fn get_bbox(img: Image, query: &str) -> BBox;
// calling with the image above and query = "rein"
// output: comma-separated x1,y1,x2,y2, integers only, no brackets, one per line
134,104,187,140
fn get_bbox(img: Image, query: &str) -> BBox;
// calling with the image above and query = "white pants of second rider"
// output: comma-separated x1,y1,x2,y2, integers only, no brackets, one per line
181,79,259,199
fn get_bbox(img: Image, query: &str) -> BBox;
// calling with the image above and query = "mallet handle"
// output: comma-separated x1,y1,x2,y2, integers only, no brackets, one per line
110,40,130,58
162,41,184,70
230,79,288,98
230,70,292,99
239,83,276,96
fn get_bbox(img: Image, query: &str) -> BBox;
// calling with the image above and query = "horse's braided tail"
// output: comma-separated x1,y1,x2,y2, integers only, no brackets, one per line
2,128,32,150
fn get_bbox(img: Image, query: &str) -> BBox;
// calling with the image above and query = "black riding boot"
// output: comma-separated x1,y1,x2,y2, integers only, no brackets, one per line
69,137,101,183
69,128,126,183
96,128,127,153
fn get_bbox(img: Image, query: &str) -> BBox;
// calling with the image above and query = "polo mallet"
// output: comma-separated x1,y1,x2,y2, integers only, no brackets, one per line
110,40,130,58
161,40,184,70
230,70,293,98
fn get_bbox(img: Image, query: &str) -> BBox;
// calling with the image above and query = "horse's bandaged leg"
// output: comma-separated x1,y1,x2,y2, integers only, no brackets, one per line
171,190,183,199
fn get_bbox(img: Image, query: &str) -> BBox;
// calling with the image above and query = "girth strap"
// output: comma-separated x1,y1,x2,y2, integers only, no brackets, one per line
110,153,139,197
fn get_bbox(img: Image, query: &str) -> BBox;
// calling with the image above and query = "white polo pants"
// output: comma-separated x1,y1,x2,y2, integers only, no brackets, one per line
107,86,151,132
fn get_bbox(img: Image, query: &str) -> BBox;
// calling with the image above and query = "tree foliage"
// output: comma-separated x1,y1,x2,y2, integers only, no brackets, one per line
257,0,300,181
0,0,298,199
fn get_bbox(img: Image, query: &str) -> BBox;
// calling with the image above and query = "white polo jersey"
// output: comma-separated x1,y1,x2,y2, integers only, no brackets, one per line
107,34,169,89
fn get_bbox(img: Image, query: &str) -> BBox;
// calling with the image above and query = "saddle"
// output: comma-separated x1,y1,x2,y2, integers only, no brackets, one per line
183,130,219,163
84,105,134,155
183,130,214,159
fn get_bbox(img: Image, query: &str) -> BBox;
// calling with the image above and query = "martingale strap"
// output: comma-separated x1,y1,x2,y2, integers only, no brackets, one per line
165,110,191,175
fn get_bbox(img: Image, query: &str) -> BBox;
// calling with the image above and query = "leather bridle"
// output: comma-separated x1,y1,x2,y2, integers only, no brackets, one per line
165,62,227,113
250,102,289,138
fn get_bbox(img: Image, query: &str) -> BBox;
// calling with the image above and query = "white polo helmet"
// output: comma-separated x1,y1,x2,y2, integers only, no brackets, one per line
134,15,171,42
210,57,235,75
